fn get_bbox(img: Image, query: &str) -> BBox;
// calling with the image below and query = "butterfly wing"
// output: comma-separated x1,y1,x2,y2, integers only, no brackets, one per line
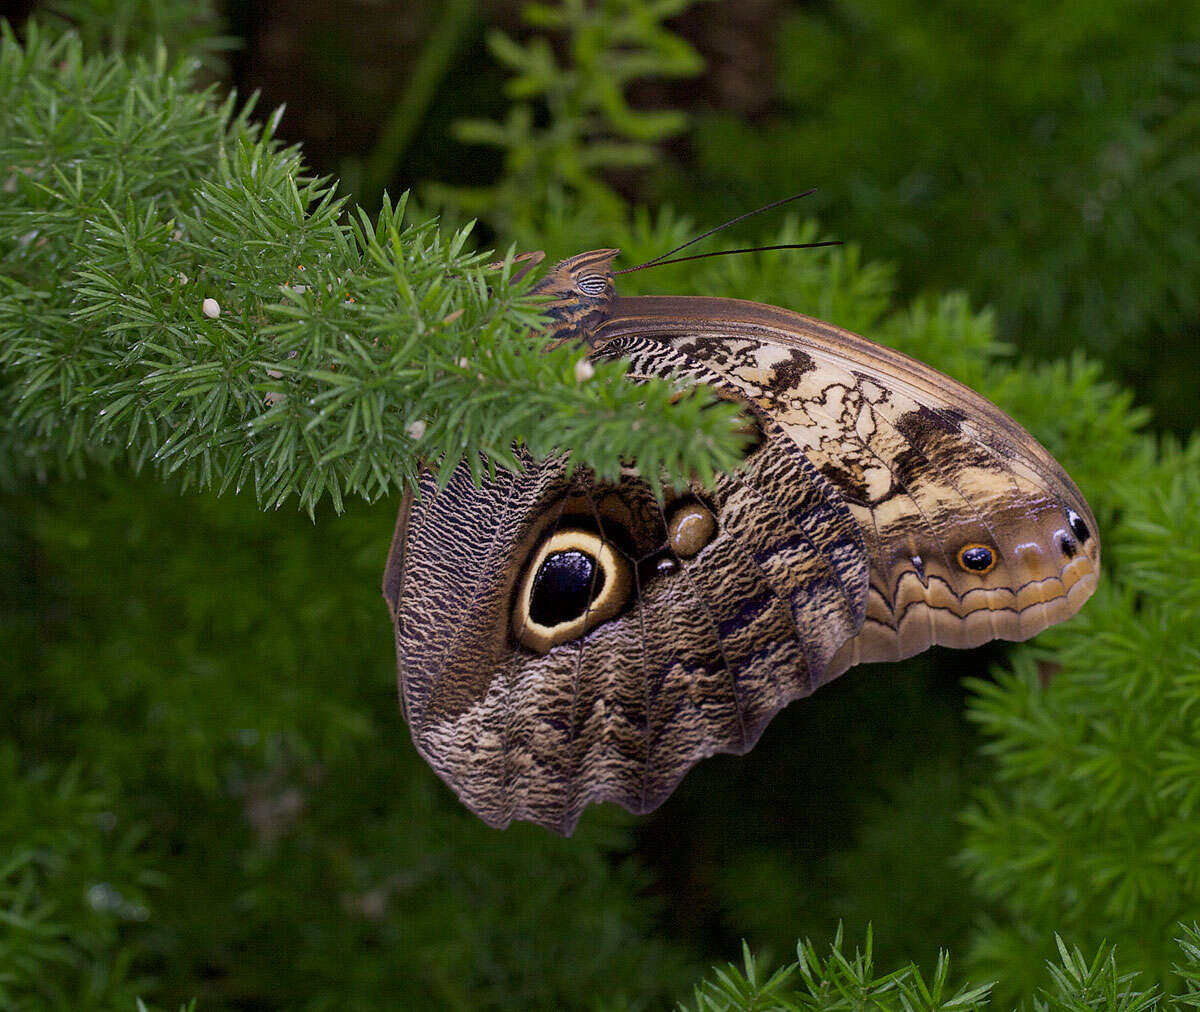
384,276,1100,835
593,296,1101,682
384,335,870,835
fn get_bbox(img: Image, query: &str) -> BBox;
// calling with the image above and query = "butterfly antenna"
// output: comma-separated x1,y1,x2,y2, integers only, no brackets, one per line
617,241,842,273
614,189,817,276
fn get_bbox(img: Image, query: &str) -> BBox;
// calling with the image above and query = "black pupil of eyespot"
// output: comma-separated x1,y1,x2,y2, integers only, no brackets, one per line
529,550,605,627
1069,512,1090,542
961,546,993,571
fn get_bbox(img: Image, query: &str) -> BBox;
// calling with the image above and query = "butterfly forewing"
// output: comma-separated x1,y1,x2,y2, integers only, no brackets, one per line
593,295,1100,682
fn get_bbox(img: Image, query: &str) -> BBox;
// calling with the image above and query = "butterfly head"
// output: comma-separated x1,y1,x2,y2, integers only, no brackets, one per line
532,249,621,347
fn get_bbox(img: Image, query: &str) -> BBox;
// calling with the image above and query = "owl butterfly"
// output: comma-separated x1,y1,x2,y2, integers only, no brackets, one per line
383,246,1100,836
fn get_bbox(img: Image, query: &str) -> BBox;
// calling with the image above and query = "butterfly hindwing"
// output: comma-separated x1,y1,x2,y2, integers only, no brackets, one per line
386,335,869,834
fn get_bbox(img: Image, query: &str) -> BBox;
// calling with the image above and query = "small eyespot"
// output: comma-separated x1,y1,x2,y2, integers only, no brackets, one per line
667,502,717,558
1067,509,1091,543
638,553,681,585
576,273,608,296
1058,533,1077,559
911,554,926,583
512,529,632,653
957,543,996,574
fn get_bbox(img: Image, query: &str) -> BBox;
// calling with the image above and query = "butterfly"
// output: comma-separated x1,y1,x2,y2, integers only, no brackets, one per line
382,238,1100,836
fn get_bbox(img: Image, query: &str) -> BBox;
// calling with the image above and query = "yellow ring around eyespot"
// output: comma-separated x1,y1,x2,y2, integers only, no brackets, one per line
956,542,997,575
512,529,632,654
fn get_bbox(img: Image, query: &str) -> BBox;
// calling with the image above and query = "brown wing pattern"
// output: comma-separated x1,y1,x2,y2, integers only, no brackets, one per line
385,335,869,834
592,296,1101,682
384,252,1101,834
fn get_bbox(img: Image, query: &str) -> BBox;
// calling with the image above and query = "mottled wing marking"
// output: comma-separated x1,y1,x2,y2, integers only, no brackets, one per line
601,336,868,665
502,478,571,826
593,297,1100,683
390,335,869,834
387,285,1101,835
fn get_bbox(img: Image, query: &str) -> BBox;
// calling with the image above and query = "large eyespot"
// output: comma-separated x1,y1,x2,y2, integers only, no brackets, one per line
957,543,997,574
512,529,632,653
576,273,608,296
1067,509,1091,544
666,501,717,558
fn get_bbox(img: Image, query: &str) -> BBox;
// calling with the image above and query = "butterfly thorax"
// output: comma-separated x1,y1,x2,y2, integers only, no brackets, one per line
532,249,620,348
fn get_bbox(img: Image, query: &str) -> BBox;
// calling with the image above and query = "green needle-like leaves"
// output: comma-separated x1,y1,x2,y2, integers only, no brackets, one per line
2,23,748,513
0,24,745,513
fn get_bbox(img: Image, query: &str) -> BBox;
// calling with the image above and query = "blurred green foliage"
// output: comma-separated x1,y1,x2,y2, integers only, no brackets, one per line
428,0,705,241
663,0,1200,435
963,440,1200,1003
1,0,1199,1008
0,22,745,511
0,479,697,1007
35,0,231,67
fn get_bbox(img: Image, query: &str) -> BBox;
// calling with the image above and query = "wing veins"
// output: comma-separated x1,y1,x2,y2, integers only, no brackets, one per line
727,465,861,629
502,483,570,825
419,470,519,738
676,562,748,751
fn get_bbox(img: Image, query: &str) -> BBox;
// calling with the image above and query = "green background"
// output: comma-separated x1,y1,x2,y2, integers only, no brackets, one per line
2,0,1199,1007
